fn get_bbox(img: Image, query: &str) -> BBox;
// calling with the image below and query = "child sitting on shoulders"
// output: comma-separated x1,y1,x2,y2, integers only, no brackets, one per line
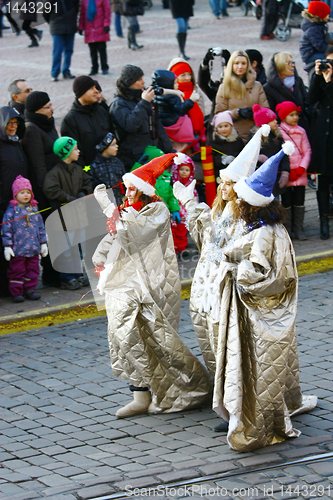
1,175,48,303
208,111,244,179
88,132,126,206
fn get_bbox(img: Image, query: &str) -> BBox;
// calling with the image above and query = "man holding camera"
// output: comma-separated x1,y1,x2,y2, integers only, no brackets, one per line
307,48,333,240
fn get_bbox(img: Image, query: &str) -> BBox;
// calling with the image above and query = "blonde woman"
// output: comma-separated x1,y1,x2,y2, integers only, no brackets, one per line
214,50,269,140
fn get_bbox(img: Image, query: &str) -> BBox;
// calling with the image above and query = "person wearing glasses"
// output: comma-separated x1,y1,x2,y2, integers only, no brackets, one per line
263,52,309,130
22,91,60,287
7,79,33,118
0,107,29,297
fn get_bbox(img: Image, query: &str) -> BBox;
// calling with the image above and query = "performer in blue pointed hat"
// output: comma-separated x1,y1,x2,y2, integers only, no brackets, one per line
211,140,317,451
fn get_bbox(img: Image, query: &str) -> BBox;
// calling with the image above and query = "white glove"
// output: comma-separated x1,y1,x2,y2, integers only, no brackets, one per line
190,90,200,103
173,179,196,206
94,184,115,217
4,247,15,261
40,243,48,257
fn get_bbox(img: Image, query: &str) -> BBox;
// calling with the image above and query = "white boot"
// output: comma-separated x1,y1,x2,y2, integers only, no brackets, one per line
116,390,151,418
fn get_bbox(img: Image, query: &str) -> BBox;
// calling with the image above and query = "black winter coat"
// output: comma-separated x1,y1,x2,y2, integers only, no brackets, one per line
43,160,93,206
61,99,111,168
88,154,126,205
0,107,28,212
43,0,79,35
307,73,333,176
263,56,309,130
20,0,37,21
169,0,194,19
207,128,244,177
109,91,173,171
122,0,144,16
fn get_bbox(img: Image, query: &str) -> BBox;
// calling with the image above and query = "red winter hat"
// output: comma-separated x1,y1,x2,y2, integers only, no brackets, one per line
276,101,302,121
253,104,277,127
170,62,192,77
307,1,330,19
123,153,177,196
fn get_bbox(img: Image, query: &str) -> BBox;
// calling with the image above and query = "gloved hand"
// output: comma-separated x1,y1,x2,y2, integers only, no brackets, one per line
190,90,200,102
238,107,254,120
173,179,196,206
288,170,298,182
104,26,110,33
94,184,115,217
40,243,48,257
77,191,86,198
278,171,289,188
202,48,215,67
78,29,83,35
172,211,181,224
294,167,306,178
258,154,268,164
4,247,15,261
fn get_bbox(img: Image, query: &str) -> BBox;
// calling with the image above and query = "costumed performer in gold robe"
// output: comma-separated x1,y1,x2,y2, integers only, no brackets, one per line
93,154,212,418
211,143,317,451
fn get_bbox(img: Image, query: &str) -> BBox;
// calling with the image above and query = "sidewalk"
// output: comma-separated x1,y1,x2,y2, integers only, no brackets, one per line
0,270,332,499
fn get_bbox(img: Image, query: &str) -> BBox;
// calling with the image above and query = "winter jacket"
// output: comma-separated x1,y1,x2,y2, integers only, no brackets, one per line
43,160,93,207
109,90,173,172
0,107,28,213
169,0,194,18
279,122,311,187
61,99,111,168
43,0,79,35
207,128,244,177
111,0,123,14
20,0,37,21
307,73,333,175
152,70,194,127
88,154,126,205
248,126,290,196
121,0,144,16
263,56,309,130
215,68,269,141
168,58,206,115
1,204,47,257
155,172,180,213
78,0,111,44
299,13,328,64
8,100,25,118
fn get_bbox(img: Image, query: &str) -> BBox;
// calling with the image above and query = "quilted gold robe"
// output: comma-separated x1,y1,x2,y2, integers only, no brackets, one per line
214,223,317,451
93,201,212,413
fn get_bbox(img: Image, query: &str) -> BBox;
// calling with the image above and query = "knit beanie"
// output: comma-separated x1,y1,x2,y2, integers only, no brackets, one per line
253,104,277,127
119,65,144,88
95,132,115,153
12,175,34,199
307,1,330,19
245,49,263,66
276,101,301,121
211,111,233,128
170,62,192,77
25,91,50,113
73,76,96,99
53,136,77,160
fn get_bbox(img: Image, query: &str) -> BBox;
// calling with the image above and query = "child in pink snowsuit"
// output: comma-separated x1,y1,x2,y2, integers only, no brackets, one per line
171,153,198,254
276,101,312,240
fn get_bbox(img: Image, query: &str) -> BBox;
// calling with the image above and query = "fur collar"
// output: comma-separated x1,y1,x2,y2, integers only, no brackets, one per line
213,127,239,142
302,10,327,23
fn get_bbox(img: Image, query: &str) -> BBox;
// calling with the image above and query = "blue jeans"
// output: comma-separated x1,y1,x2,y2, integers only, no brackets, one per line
51,33,75,78
209,0,228,15
175,17,189,33
115,12,122,36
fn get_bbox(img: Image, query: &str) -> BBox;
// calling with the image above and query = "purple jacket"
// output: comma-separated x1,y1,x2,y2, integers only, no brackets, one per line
1,204,47,257
79,0,111,44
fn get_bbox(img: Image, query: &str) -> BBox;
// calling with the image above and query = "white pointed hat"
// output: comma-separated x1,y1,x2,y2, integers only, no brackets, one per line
219,124,270,182
234,141,294,206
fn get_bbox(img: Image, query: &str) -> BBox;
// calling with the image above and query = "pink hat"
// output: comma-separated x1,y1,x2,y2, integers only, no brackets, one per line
276,101,302,121
252,104,277,127
11,175,37,206
211,111,233,128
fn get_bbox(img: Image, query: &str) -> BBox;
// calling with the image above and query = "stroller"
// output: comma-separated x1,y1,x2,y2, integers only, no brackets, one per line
240,0,263,19
274,0,308,41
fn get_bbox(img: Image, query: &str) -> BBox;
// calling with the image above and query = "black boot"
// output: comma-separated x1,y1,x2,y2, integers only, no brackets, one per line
26,27,38,47
293,205,307,240
128,25,143,50
284,206,292,236
317,189,330,240
176,32,190,60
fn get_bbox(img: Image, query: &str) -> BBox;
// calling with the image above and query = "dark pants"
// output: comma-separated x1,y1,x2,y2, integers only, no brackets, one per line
281,185,305,208
7,254,40,296
261,0,279,36
88,42,108,72
317,174,333,216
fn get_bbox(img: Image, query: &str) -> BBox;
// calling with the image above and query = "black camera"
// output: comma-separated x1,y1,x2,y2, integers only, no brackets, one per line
152,84,164,96
319,59,332,72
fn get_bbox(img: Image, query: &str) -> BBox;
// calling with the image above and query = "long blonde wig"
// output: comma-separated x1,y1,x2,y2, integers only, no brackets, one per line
222,51,251,100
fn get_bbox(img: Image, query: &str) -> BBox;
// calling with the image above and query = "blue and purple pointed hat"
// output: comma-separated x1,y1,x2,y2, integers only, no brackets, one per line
234,141,294,206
